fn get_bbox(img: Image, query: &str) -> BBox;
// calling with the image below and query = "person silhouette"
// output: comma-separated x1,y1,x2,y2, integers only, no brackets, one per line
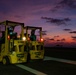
30,30,36,41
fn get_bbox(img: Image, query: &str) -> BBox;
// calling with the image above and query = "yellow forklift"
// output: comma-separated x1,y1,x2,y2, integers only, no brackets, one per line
24,26,44,60
0,20,27,65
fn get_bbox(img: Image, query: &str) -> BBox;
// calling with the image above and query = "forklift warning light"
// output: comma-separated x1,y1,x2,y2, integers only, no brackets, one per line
40,38,44,42
22,37,26,41
8,35,10,40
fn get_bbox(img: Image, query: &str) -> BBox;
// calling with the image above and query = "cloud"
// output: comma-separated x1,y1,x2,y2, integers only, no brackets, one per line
38,30,47,35
56,38,66,42
54,35,59,38
49,36,66,42
51,0,76,12
63,28,71,31
56,39,61,41
69,31,76,34
41,17,71,25
42,31,47,35
42,32,47,35
61,38,66,41
64,18,71,21
71,36,76,40
58,0,76,8
49,38,55,41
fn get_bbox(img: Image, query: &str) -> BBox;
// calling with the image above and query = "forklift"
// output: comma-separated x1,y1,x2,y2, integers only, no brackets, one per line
24,26,44,60
0,20,27,65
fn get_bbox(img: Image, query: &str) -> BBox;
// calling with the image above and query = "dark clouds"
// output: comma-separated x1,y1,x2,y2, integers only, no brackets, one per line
61,38,66,41
54,35,59,38
41,17,71,25
42,31,47,35
71,36,76,38
69,31,76,34
63,28,71,31
56,38,66,42
56,39,61,41
38,30,47,35
58,0,76,9
49,38,55,41
71,36,76,40
51,0,76,12
48,36,65,42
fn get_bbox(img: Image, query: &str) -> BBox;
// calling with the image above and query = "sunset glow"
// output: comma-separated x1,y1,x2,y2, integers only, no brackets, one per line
0,0,76,47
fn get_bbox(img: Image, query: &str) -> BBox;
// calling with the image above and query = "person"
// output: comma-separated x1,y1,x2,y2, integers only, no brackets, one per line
8,27,17,39
30,30,36,41
8,27,13,39
0,31,5,43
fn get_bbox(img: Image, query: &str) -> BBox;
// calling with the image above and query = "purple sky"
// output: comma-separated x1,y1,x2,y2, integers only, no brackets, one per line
0,0,76,47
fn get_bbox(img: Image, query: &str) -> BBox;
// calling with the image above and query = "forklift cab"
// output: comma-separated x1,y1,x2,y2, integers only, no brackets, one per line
24,26,44,60
0,20,27,64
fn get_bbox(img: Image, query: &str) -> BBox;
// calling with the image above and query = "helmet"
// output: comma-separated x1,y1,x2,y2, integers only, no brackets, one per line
8,27,13,32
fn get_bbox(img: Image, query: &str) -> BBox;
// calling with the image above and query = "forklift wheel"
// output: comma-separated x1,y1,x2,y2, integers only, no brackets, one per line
2,57,10,65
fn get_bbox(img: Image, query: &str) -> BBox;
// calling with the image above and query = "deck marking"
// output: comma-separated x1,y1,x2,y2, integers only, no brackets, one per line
44,56,76,65
16,64,47,75
16,56,76,75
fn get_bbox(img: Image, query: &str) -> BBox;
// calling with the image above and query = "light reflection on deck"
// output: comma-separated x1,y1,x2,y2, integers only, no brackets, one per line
44,56,76,65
